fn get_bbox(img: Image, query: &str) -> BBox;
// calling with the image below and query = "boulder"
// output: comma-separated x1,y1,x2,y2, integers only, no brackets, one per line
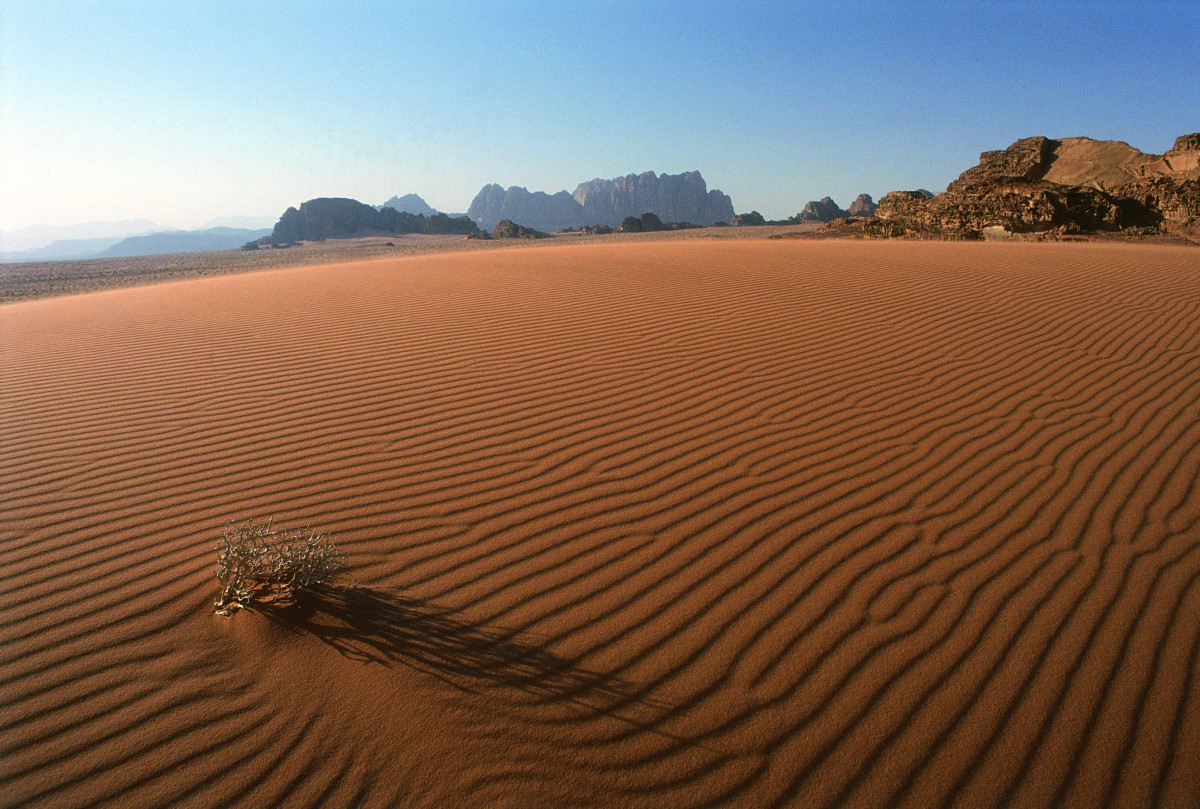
638,212,665,231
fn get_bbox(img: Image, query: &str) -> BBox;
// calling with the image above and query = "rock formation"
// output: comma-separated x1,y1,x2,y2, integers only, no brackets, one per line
270,197,478,243
847,194,878,217
732,211,766,227
864,133,1200,239
467,171,734,232
379,193,437,216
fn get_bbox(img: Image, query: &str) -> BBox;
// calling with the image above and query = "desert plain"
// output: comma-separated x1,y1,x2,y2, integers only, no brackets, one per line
2,237,1200,808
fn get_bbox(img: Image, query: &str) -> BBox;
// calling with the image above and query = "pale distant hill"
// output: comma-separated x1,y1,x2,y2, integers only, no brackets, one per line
0,219,163,253
97,227,271,258
379,193,437,216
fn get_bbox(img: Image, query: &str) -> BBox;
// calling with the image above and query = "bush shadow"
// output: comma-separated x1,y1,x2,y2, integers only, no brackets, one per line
252,586,642,712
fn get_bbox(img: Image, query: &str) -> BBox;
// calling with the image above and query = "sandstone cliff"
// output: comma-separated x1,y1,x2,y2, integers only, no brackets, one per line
467,171,734,232
572,171,734,228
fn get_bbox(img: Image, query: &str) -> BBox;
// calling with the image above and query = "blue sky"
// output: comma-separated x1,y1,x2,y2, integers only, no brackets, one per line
2,0,1197,229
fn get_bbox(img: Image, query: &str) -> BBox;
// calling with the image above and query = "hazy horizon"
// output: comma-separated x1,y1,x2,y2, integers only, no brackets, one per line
2,0,1198,233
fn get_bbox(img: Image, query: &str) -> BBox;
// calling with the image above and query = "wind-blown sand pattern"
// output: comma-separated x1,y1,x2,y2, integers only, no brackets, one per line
3,240,1199,808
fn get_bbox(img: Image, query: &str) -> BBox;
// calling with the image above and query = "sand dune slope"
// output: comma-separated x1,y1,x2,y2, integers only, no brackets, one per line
2,240,1199,808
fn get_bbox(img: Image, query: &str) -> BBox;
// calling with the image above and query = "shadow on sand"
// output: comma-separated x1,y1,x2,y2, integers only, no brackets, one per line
253,586,639,710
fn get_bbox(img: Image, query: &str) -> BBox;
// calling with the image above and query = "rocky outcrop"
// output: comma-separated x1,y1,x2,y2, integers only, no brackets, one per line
270,197,478,243
379,193,437,216
868,181,1149,239
793,197,851,224
847,194,878,217
865,133,1200,239
468,171,734,232
491,220,548,239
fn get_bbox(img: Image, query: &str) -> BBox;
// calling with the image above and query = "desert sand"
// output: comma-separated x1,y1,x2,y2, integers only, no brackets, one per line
2,239,1199,808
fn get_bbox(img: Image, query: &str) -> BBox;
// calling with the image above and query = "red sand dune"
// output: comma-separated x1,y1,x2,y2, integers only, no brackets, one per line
2,239,1199,808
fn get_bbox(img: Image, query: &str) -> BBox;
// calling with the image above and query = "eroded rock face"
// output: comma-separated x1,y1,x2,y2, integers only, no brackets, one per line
947,136,1054,192
865,133,1200,239
467,171,735,232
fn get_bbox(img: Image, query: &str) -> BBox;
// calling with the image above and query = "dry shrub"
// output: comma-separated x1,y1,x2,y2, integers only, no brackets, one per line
215,518,346,613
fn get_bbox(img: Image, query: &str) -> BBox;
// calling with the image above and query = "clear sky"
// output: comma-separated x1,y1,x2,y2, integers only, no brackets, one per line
2,0,1197,230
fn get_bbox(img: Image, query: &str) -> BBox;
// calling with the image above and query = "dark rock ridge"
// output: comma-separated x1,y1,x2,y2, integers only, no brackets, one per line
269,198,478,243
847,194,878,217
379,193,437,216
467,171,734,232
864,133,1200,239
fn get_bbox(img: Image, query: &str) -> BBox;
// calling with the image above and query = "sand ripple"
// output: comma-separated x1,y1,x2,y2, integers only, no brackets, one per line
2,240,1199,807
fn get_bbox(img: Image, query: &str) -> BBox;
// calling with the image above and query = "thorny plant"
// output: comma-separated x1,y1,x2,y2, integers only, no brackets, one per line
215,518,346,614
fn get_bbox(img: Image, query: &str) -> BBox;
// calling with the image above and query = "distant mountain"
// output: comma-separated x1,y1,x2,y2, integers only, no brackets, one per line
469,185,584,233
467,171,735,232
269,197,478,242
0,219,163,253
0,236,128,263
379,194,437,216
97,227,271,258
